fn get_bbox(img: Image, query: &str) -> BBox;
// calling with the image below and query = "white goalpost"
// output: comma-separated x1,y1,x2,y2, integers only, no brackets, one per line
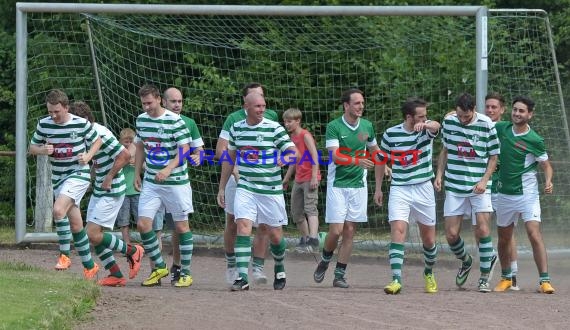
15,4,569,254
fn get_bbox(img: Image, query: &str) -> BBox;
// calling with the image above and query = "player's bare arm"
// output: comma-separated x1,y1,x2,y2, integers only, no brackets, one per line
133,140,145,191
473,154,497,194
102,148,131,191
78,136,102,165
277,146,299,167
540,159,554,194
29,143,53,155
434,147,447,192
421,120,441,134
155,143,189,183
282,163,295,190
374,162,386,206
217,149,236,208
214,137,228,161
303,133,321,190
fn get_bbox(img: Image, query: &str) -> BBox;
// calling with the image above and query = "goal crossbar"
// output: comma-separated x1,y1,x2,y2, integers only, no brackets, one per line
16,3,484,16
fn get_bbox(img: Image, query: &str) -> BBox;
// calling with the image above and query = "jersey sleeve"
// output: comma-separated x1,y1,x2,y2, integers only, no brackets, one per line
101,130,125,159
84,121,99,145
186,118,204,148
325,122,339,148
366,122,377,148
30,121,45,145
219,114,234,140
173,117,191,146
228,124,237,151
487,123,500,156
274,124,295,152
378,132,390,162
441,118,452,149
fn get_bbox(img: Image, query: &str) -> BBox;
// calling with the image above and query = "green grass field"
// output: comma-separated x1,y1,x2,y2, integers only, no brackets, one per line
0,261,100,330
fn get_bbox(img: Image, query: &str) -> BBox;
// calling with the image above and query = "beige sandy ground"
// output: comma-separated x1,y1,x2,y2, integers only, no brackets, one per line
1,244,569,330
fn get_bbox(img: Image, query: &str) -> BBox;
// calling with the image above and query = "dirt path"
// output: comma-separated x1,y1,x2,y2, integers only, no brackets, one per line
1,246,568,330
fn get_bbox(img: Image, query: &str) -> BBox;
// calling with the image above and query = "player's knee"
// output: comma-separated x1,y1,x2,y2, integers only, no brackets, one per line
137,219,152,233
52,205,67,220
445,232,460,244
86,226,102,244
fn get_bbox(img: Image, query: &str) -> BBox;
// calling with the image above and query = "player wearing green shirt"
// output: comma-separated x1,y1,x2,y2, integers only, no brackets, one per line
215,83,276,287
435,92,500,292
69,101,144,287
161,87,204,284
217,92,297,291
493,96,555,294
135,85,195,288
482,93,520,291
29,89,102,278
313,88,379,289
374,98,441,294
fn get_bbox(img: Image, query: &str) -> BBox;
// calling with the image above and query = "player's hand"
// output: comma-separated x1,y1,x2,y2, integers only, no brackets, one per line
44,143,54,155
217,189,225,208
101,175,113,191
356,158,375,170
384,167,392,181
413,122,426,132
77,152,91,165
433,177,442,192
134,176,142,192
373,189,383,206
473,181,486,194
309,177,318,190
544,181,553,194
189,154,201,166
282,179,289,191
155,168,171,183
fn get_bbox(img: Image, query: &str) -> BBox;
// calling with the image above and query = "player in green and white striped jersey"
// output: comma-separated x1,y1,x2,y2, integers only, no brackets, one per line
434,92,500,292
215,83,277,286
373,98,440,294
69,101,144,287
29,89,101,278
493,96,555,294
482,93,519,290
217,92,297,291
161,87,204,284
313,88,380,289
134,84,195,288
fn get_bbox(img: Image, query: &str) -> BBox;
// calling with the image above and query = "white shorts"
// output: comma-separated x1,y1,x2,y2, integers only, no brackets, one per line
87,195,125,229
444,191,493,217
139,181,193,221
496,193,541,227
224,175,237,215
471,192,499,225
325,186,368,223
234,188,288,227
54,178,90,207
388,181,436,226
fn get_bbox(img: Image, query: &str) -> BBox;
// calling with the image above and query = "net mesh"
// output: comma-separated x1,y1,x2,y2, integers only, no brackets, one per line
24,9,570,250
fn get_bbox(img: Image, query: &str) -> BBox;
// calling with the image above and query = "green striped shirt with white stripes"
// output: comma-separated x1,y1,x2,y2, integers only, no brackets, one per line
30,114,99,189
379,122,437,186
228,118,294,195
135,110,192,185
442,113,500,196
90,123,126,197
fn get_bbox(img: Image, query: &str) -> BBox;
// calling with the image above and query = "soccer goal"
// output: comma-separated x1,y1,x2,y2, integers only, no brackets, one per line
15,4,570,253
